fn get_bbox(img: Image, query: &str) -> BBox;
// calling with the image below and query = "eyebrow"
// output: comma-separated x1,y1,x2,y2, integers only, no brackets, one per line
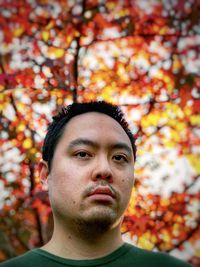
68,138,133,155
111,143,133,156
68,138,98,150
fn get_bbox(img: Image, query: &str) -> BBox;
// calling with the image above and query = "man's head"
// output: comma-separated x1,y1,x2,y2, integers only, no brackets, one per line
42,101,136,170
40,101,136,238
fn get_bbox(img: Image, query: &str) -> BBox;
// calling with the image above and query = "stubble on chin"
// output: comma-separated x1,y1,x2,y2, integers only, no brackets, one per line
74,185,123,240
74,218,111,241
73,207,119,241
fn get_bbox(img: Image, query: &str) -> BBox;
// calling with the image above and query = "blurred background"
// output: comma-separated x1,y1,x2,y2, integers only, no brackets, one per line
0,0,199,266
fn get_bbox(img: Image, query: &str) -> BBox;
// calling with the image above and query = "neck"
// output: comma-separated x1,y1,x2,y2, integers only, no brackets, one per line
42,218,124,260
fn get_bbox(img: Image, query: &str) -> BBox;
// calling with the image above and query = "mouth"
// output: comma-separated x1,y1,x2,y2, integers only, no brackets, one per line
87,187,115,201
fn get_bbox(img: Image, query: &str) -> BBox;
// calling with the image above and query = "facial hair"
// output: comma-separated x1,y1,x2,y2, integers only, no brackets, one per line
73,182,121,241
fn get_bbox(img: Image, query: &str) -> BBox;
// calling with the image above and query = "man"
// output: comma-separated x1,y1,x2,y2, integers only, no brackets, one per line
1,101,190,266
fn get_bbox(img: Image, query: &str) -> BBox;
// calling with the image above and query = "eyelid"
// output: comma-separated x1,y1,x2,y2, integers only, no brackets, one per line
113,153,129,162
74,150,92,158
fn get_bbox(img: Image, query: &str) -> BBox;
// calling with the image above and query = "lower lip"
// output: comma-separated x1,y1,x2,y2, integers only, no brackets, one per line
88,194,114,202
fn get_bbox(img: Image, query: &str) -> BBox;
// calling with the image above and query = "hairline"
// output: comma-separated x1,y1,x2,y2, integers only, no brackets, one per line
54,110,133,150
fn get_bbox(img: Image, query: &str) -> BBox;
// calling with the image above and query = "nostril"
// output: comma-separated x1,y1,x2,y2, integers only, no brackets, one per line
96,173,112,181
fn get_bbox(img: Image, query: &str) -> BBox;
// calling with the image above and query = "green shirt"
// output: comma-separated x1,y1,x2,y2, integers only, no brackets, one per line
0,243,191,267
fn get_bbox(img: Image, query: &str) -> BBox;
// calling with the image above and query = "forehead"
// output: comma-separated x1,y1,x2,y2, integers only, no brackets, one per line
60,112,131,145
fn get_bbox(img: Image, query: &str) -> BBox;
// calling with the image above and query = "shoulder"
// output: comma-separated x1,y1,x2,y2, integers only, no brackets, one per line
125,243,191,267
0,250,41,267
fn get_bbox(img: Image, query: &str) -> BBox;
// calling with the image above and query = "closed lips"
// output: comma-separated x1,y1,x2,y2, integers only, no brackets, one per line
88,187,115,198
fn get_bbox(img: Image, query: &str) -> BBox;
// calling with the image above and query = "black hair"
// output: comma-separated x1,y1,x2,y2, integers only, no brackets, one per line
42,101,136,170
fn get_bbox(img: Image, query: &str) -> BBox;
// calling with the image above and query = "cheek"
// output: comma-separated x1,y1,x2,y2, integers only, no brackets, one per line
121,167,134,185
49,176,81,212
49,160,89,198
120,172,134,197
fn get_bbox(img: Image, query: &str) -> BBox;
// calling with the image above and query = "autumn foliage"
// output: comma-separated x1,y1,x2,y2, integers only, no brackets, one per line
0,1,200,266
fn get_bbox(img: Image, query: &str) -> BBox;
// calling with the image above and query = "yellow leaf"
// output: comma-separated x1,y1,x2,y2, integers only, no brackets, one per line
119,9,129,16
159,26,169,35
161,231,170,242
141,113,160,128
17,123,26,132
13,26,24,37
195,247,200,257
45,21,54,30
42,31,49,42
48,47,65,59
163,139,175,148
150,234,157,244
17,102,25,112
190,115,200,125
0,84,4,91
172,55,182,72
107,2,115,9
138,232,154,250
22,138,33,149
126,189,137,215
117,65,125,76
186,154,200,173
175,122,186,131
161,198,170,206
66,35,73,44
171,129,180,142
184,106,192,116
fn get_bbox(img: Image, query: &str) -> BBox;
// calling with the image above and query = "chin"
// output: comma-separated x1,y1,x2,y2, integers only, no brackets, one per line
74,208,118,239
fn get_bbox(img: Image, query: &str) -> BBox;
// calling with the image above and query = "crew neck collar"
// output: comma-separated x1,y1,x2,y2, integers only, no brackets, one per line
34,243,132,266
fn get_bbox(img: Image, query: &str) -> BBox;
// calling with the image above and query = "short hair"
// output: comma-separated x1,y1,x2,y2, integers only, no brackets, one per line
42,101,136,170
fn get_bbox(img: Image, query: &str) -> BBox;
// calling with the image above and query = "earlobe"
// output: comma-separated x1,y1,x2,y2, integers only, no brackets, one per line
38,160,49,191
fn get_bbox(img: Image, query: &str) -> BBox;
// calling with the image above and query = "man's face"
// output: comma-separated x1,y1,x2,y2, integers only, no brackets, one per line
47,112,135,231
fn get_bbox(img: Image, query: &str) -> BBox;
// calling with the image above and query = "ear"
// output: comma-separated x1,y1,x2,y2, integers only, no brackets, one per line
38,160,49,191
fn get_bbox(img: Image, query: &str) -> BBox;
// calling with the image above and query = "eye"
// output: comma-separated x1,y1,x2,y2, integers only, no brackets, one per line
75,151,91,159
113,154,128,163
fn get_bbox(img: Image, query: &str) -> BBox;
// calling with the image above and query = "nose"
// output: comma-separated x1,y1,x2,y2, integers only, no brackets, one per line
92,157,113,182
